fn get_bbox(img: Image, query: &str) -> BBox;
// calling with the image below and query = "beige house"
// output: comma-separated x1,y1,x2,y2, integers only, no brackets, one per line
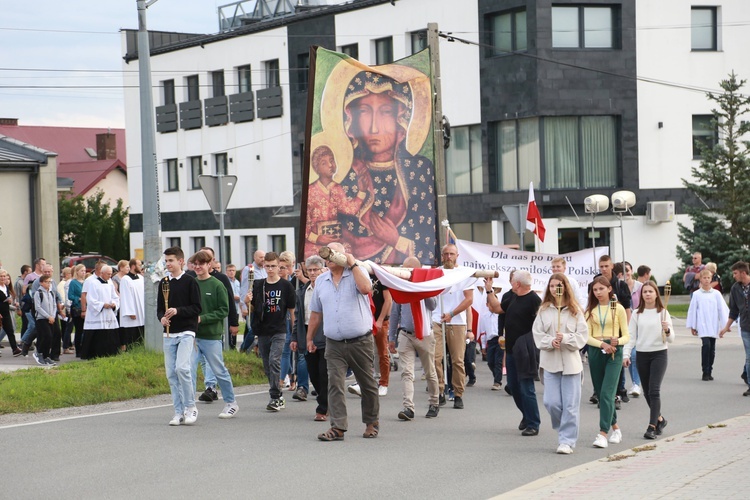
0,135,60,274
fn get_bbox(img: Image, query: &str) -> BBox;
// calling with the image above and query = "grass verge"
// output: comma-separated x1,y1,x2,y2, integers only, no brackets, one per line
0,346,267,415
667,304,689,318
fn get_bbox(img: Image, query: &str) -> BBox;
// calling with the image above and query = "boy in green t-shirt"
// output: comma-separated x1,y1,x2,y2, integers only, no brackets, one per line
190,250,239,419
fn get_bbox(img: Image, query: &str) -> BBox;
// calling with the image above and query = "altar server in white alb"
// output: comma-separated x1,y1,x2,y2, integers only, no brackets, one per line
80,265,120,359
119,258,145,350
686,268,730,381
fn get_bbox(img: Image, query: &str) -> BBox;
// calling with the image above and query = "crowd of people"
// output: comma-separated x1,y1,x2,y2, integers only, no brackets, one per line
0,257,145,365
2,245,749,454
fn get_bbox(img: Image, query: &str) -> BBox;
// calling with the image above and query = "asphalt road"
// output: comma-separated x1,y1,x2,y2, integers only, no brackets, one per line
0,326,748,500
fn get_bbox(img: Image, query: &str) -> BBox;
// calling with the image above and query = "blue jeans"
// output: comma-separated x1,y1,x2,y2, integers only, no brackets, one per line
192,338,235,403
505,352,541,431
543,371,582,447
742,330,750,388
21,312,36,343
280,324,309,391
164,335,195,415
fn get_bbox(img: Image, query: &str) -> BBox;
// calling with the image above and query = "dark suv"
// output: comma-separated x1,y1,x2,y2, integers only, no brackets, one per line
62,254,118,273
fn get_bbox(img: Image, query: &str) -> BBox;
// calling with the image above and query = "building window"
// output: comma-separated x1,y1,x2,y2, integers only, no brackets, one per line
215,236,231,264
192,237,206,254
552,6,619,49
691,7,717,51
270,235,286,254
166,158,179,192
340,43,358,59
189,156,202,190
446,124,483,194
243,235,258,265
410,30,427,54
558,227,610,254
163,79,175,105
452,222,492,245
493,116,617,191
375,37,393,65
215,153,228,175
297,53,310,92
237,64,252,92
490,10,527,54
211,70,225,97
692,114,717,158
167,237,182,249
493,118,541,191
264,59,280,88
186,74,200,101
543,116,617,189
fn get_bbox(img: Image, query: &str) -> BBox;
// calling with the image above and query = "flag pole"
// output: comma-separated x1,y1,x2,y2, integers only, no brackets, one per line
428,23,447,255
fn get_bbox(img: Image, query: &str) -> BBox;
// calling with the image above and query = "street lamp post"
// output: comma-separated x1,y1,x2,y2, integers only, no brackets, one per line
137,0,162,351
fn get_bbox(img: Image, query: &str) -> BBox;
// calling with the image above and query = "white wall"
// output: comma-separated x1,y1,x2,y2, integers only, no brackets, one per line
636,0,750,189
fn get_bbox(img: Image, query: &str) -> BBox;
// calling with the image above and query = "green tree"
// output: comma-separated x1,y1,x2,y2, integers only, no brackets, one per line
58,190,129,259
677,72,750,290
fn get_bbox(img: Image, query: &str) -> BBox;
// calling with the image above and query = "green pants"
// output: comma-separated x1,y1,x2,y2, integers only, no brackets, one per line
589,345,623,432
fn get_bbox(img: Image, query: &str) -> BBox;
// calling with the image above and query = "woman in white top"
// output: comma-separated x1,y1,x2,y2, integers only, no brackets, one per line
686,269,729,380
624,281,673,440
532,273,588,455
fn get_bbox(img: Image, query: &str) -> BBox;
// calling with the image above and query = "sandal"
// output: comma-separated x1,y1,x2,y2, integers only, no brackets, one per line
363,422,379,438
314,413,328,422
318,427,345,441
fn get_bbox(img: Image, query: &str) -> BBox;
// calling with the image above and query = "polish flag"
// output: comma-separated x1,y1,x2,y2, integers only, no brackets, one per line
526,182,546,242
369,263,477,339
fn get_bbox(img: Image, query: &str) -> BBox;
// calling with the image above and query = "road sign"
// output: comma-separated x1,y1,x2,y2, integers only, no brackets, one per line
199,174,237,222
502,203,527,235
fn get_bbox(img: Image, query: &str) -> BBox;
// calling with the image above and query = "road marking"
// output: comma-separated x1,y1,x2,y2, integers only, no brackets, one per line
0,390,268,429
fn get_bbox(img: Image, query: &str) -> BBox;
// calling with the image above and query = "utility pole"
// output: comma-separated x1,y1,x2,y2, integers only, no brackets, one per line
137,0,162,351
427,22,448,252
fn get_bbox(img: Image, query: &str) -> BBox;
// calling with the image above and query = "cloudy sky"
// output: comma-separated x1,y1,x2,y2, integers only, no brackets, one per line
1,1,222,128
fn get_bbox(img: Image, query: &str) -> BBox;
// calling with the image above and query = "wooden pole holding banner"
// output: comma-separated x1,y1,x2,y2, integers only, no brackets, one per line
428,23,448,255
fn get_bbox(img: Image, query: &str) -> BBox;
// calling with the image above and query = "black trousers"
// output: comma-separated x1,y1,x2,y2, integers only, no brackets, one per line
636,349,668,427
306,347,329,415
701,337,716,375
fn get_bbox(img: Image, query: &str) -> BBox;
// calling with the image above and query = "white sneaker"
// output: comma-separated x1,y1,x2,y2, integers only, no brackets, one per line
609,428,622,444
169,414,184,426
347,383,362,397
218,402,239,419
628,384,642,397
593,433,608,448
378,385,388,397
184,406,198,425
556,444,573,454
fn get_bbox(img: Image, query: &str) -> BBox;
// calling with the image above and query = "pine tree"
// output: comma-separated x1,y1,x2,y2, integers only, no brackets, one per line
677,72,750,290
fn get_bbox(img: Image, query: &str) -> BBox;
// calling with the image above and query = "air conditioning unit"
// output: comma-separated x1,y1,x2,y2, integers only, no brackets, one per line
646,201,675,224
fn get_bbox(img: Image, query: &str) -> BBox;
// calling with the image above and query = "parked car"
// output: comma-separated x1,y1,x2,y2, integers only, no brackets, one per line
62,254,118,274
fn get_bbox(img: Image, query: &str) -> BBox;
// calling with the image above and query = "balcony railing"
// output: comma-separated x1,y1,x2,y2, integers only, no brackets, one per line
179,100,202,130
205,96,229,127
257,86,283,119
229,91,255,123
155,103,178,133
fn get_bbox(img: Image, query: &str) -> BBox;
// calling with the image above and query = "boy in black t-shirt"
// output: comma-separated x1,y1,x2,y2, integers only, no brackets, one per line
245,252,296,411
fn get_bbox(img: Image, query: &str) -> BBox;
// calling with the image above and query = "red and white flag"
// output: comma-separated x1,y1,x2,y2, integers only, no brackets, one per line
526,182,546,242
369,263,477,339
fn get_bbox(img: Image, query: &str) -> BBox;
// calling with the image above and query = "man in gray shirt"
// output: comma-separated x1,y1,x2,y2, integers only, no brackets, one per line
307,242,378,441
388,256,440,421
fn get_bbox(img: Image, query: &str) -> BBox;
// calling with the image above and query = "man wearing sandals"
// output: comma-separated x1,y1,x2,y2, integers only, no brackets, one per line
307,242,379,441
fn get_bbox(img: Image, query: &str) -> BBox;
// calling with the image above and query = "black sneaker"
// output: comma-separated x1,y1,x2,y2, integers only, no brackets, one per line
438,394,446,406
708,374,714,381
615,396,621,410
655,417,668,435
590,392,599,404
744,388,750,397
398,407,415,421
466,379,476,387
453,396,464,409
618,390,629,403
518,419,528,431
293,388,308,401
504,385,512,396
425,405,439,418
44,358,57,366
702,373,710,381
199,387,218,403
521,427,539,436
644,427,657,440
742,371,748,383
20,343,29,357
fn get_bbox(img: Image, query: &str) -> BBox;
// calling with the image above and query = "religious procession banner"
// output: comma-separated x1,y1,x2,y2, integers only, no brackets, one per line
455,239,608,293
300,46,438,266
